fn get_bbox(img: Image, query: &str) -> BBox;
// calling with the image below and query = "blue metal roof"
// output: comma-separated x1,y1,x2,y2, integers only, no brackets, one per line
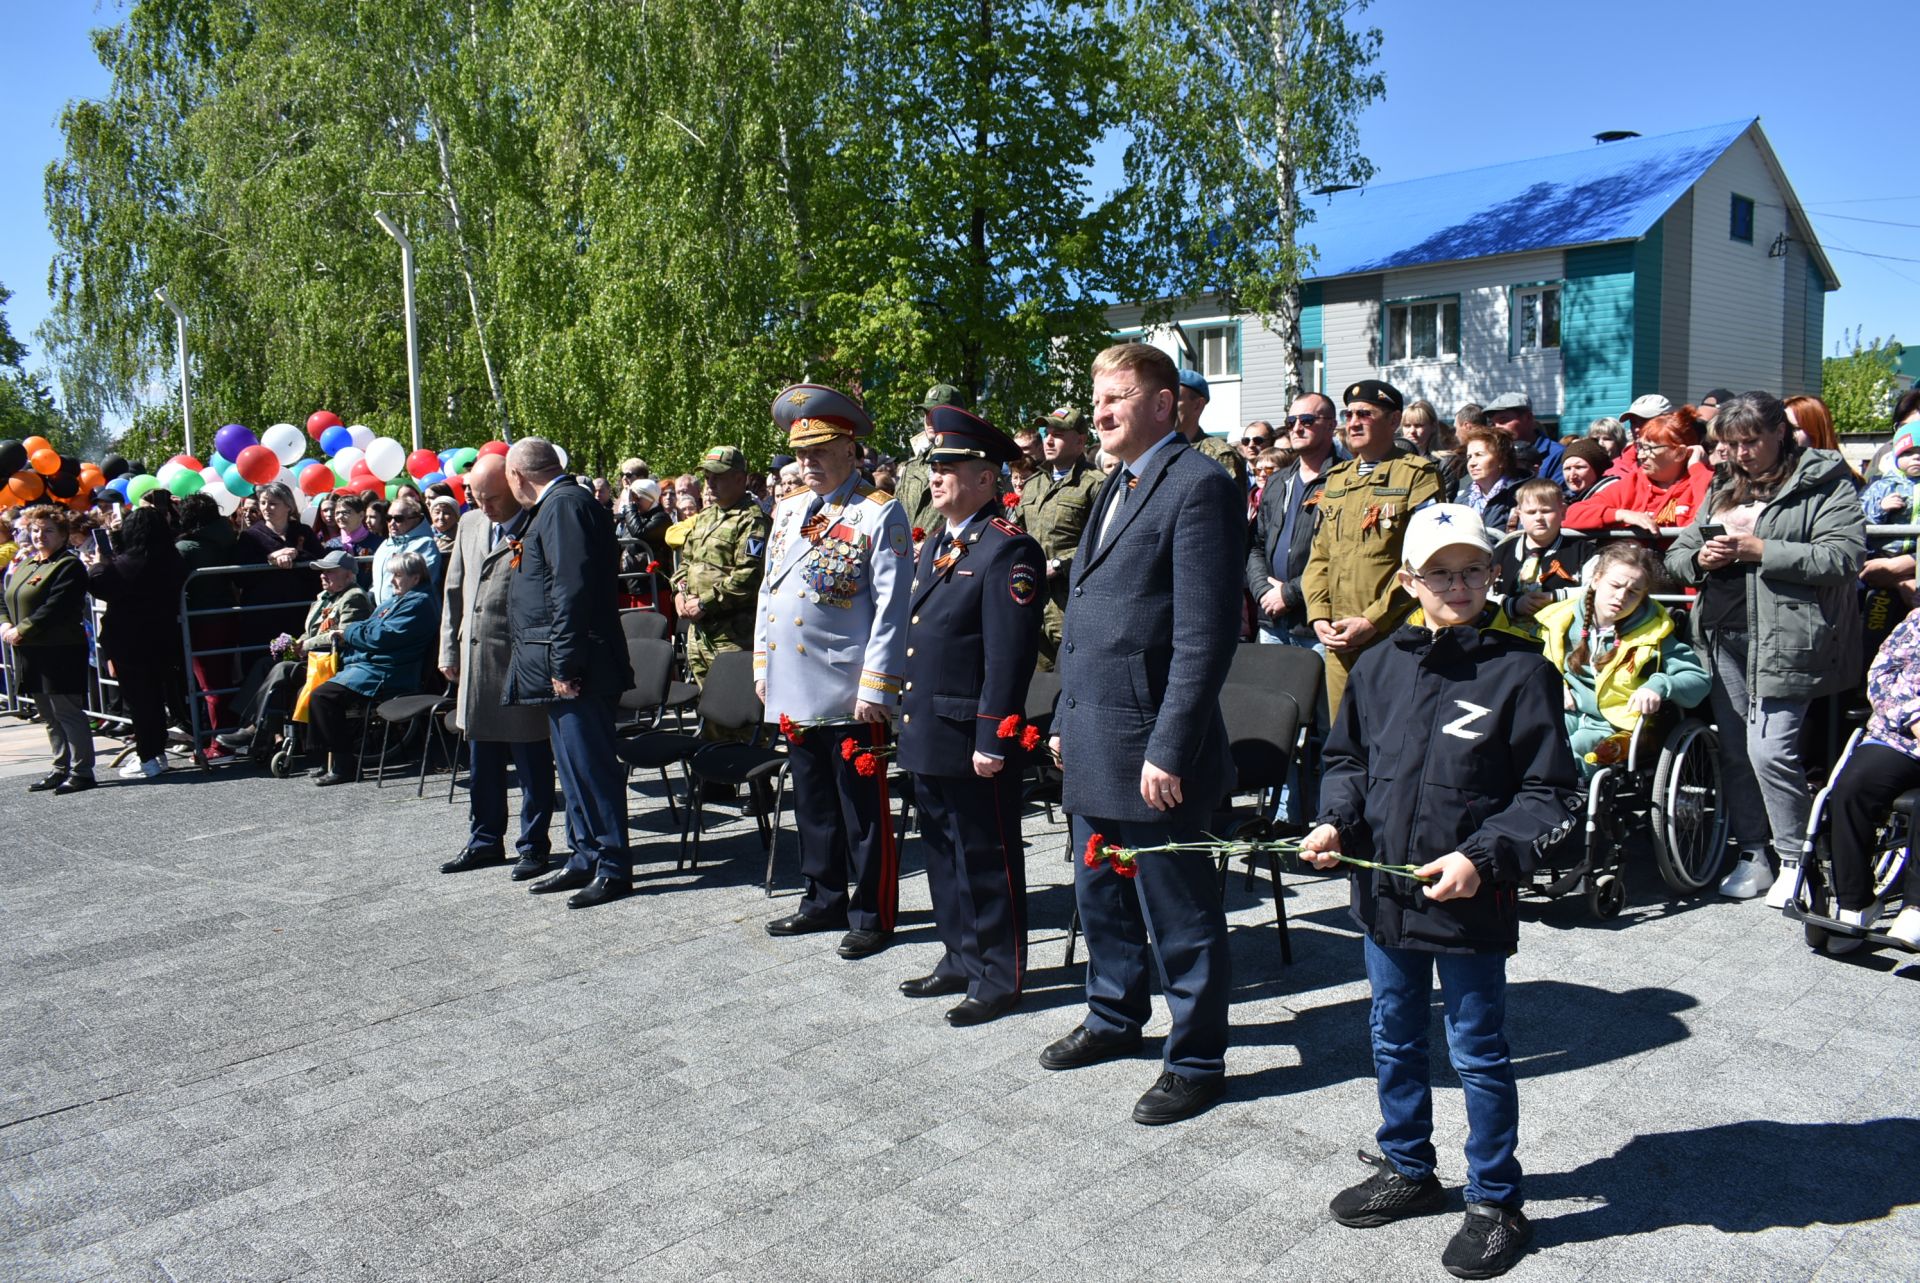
1301,119,1755,280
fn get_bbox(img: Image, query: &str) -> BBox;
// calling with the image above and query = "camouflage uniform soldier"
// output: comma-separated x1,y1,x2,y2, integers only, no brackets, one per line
894,383,965,540
1011,405,1104,670
1176,368,1247,486
673,446,772,743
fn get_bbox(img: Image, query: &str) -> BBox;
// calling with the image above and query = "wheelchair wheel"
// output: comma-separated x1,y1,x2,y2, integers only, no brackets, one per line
1585,872,1626,920
1651,718,1730,893
269,749,291,779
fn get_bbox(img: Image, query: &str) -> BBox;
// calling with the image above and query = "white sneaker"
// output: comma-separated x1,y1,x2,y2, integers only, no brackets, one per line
1765,861,1801,910
135,757,168,779
116,760,148,779
1834,903,1882,930
1887,907,1920,949
1718,851,1775,899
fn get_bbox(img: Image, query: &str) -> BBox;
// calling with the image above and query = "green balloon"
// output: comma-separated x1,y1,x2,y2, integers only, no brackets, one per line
446,447,479,476
166,468,206,497
126,474,160,504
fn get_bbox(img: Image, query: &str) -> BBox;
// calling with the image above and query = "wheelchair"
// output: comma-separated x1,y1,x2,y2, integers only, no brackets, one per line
1778,730,1919,957
1526,707,1728,919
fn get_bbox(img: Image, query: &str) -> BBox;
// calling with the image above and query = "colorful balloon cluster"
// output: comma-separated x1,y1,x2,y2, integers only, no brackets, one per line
2,410,537,522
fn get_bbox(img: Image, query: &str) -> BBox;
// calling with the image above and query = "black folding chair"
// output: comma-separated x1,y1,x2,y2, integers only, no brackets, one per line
620,609,671,642
369,693,455,793
681,651,791,889
615,638,690,825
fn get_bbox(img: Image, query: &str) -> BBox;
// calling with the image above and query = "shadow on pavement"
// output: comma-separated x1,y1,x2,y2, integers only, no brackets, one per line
1532,1118,1920,1244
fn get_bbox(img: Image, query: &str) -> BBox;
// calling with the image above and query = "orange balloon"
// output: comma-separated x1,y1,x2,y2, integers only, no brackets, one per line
21,436,52,456
78,467,105,491
6,471,45,504
29,448,61,476
66,491,92,512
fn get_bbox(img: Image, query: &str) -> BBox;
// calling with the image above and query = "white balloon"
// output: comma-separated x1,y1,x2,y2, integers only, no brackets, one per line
331,446,366,475
364,437,406,481
205,479,241,514
155,460,186,487
553,443,570,470
262,422,305,466
346,424,375,451
299,494,321,526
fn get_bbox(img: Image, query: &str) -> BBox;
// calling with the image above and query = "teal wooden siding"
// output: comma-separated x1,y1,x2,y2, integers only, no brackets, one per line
1562,243,1638,434
1803,258,1825,395
1631,226,1663,397
1299,282,1324,352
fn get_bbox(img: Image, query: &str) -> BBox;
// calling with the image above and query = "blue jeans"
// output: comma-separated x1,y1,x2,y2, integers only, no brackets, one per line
1363,937,1521,1208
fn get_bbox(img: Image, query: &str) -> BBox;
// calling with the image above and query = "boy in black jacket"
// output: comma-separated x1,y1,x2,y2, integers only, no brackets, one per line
1302,502,1579,1280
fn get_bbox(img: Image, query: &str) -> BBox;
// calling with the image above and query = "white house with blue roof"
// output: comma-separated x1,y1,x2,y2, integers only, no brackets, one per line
1108,119,1838,439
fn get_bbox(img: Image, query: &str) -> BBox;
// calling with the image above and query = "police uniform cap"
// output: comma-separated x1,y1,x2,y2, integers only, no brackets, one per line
700,445,748,474
1343,378,1404,413
772,383,872,449
925,406,1023,465
1035,405,1085,435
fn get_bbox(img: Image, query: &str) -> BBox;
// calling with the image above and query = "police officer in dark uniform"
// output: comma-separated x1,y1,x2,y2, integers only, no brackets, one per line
896,406,1046,1026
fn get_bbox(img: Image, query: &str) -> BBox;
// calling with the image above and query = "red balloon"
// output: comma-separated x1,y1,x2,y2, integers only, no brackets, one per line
169,453,205,471
351,474,383,495
306,410,342,440
298,465,335,497
406,448,440,479
478,441,510,459
235,444,280,485
29,449,61,476
444,474,466,506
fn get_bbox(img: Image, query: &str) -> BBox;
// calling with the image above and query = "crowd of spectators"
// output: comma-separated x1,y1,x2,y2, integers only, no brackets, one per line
2,379,1915,931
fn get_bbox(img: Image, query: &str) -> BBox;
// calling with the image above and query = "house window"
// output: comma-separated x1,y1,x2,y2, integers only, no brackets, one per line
1385,298,1460,363
1297,348,1324,395
1730,194,1755,243
1183,323,1241,379
1513,285,1562,353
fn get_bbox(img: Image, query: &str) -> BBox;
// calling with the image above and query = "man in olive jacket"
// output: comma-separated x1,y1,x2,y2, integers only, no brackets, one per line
439,454,557,879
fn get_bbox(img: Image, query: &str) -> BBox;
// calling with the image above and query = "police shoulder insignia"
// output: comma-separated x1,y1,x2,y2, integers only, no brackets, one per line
1009,562,1039,605
990,516,1023,537
888,523,912,557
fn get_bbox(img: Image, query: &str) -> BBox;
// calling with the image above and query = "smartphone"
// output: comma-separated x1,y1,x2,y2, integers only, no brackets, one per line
1697,522,1727,540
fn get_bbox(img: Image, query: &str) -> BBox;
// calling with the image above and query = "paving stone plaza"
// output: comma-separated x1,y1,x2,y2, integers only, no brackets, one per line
3,719,1918,1282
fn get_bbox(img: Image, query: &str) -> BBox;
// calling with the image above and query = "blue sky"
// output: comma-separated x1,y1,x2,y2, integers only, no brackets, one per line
1,0,1911,409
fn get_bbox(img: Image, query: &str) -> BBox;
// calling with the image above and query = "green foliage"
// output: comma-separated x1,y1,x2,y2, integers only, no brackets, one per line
1823,328,1905,436
0,279,90,453
42,0,1379,470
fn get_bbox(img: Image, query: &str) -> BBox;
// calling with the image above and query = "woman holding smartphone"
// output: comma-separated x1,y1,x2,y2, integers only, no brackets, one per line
1665,392,1867,902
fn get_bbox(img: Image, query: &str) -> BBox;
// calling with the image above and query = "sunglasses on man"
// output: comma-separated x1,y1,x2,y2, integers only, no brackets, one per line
1282,413,1324,429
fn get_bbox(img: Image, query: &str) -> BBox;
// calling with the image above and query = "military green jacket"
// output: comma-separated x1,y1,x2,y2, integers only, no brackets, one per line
1012,458,1105,582
893,456,938,534
1190,432,1246,486
671,498,772,626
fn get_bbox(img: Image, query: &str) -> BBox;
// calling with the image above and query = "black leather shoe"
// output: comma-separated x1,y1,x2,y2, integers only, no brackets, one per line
530,868,593,895
567,877,632,909
509,854,551,881
1131,1070,1225,1126
27,772,67,793
313,771,347,787
900,973,969,999
440,848,507,874
53,775,98,796
946,994,1018,1027
215,727,256,750
1039,1023,1144,1071
837,928,892,959
765,910,849,937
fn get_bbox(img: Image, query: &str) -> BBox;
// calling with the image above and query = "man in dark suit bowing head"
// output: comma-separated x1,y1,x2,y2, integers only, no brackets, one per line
1044,342,1244,1125
503,438,635,910
896,406,1045,1027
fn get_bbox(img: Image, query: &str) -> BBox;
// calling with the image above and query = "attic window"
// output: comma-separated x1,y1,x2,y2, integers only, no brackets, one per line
1730,194,1755,244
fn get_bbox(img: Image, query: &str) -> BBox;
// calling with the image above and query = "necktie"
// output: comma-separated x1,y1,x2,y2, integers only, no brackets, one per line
800,494,828,544
931,528,962,575
488,523,503,552
1097,470,1133,550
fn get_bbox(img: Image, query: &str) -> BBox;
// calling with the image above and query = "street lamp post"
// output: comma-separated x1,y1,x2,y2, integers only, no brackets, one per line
153,286,194,458
373,210,423,453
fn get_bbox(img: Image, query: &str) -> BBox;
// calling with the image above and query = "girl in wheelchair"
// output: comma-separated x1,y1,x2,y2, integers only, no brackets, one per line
1536,542,1710,775
1818,606,1920,947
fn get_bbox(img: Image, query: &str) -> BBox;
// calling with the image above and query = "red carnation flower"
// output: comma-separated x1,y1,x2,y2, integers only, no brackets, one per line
1113,858,1139,879
1083,832,1106,868
1002,492,1019,508
854,752,880,777
912,527,926,542
645,560,662,574
840,736,858,761
779,714,805,744
996,714,1022,740
1019,725,1042,751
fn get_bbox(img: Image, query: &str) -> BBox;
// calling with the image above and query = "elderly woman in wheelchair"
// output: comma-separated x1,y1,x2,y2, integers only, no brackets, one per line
1781,607,1920,953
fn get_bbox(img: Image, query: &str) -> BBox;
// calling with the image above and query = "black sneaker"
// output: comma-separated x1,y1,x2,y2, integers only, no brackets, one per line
1442,1203,1532,1279
1329,1151,1446,1228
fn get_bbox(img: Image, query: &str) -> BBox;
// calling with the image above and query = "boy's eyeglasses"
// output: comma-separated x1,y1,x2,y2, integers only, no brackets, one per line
1408,563,1494,591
